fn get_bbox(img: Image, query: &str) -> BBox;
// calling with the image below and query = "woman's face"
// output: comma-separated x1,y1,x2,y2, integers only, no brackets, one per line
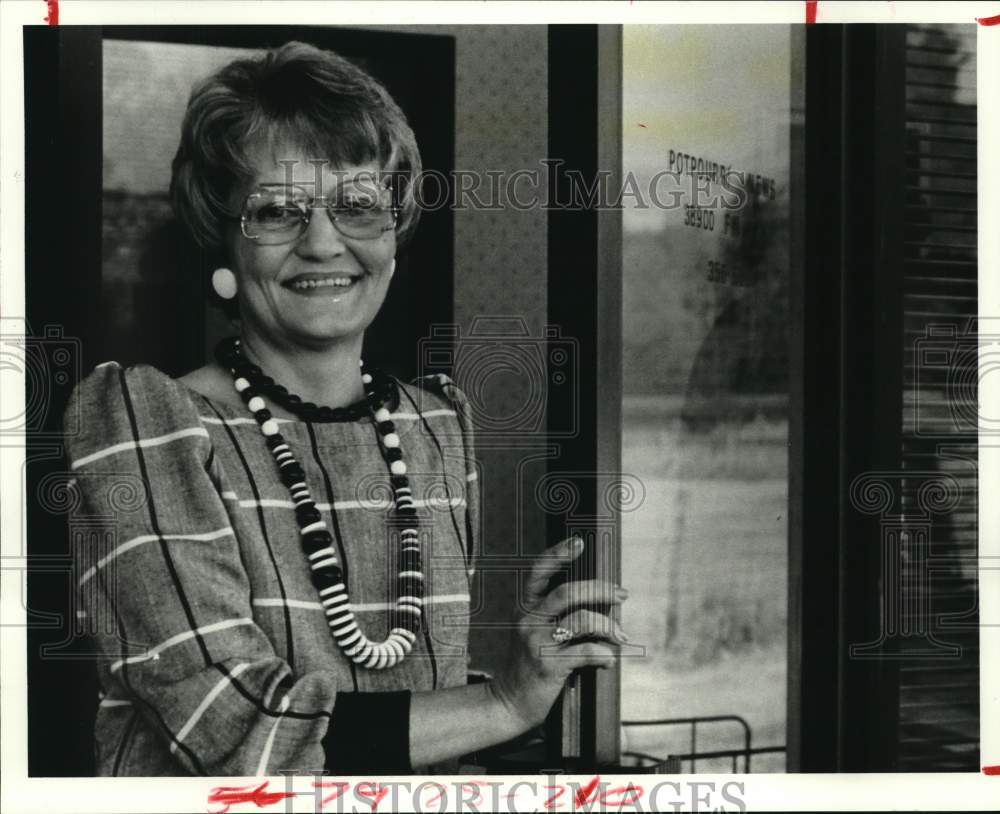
225,144,397,350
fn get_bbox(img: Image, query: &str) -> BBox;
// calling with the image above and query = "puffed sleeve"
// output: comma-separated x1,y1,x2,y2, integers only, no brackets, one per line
66,363,408,776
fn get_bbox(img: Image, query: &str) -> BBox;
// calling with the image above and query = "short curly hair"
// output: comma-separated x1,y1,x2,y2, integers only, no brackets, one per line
169,41,422,255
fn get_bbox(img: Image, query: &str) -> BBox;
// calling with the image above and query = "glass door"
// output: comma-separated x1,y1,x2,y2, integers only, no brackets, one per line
619,25,804,772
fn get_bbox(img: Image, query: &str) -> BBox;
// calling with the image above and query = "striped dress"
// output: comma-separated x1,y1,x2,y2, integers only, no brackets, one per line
65,363,479,776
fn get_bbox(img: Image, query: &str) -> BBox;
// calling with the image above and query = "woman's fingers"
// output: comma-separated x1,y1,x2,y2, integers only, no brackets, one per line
532,579,628,621
559,640,619,671
523,537,585,608
546,609,628,645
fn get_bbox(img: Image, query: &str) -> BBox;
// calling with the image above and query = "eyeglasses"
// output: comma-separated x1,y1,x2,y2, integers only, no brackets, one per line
239,183,398,245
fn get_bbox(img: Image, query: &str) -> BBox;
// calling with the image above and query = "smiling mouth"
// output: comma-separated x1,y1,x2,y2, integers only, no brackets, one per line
286,275,362,292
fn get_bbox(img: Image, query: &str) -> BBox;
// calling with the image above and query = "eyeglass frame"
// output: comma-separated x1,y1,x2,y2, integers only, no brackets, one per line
238,182,399,245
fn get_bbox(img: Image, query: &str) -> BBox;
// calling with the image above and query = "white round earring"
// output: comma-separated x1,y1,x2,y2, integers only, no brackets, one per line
212,268,238,300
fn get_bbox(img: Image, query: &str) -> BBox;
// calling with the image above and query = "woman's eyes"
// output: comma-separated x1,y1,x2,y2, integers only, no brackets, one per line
338,199,381,216
255,202,303,222
249,191,388,221
339,190,384,208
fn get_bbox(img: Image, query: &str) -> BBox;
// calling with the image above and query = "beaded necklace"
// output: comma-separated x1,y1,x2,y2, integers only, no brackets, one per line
215,337,422,670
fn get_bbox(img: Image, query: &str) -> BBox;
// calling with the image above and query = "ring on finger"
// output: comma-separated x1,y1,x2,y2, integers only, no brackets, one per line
552,626,574,644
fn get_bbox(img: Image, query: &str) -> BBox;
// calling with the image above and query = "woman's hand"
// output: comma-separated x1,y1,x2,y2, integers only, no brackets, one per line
488,537,629,730
408,537,628,767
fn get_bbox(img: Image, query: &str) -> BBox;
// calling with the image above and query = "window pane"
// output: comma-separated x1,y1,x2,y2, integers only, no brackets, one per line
620,25,803,773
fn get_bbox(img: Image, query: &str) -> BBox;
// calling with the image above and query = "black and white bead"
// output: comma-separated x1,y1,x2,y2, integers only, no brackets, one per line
223,342,423,670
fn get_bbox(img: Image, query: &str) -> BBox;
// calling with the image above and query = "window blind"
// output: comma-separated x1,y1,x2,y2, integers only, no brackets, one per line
898,23,978,772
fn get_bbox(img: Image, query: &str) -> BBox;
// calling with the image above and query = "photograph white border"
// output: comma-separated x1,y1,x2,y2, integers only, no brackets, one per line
2,1,998,811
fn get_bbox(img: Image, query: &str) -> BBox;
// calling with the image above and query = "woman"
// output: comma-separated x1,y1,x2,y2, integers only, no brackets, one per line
66,41,627,776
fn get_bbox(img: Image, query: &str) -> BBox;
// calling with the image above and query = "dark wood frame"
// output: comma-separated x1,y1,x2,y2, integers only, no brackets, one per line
102,25,455,380
788,24,906,772
546,24,623,768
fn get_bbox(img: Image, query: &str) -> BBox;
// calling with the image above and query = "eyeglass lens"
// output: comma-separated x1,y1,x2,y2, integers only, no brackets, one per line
241,184,395,243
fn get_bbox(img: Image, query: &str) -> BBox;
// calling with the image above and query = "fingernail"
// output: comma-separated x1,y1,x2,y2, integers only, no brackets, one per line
617,627,630,642
616,587,630,599
572,537,584,550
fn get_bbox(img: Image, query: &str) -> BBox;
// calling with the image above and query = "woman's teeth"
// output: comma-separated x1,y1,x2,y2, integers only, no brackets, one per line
290,277,356,290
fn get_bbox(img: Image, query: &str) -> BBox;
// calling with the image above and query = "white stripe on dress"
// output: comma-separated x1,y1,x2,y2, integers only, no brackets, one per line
78,527,235,586
252,594,470,613
256,694,291,776
110,618,255,673
417,497,467,509
200,410,456,425
388,409,456,421
171,663,250,753
253,598,323,611
71,427,210,469
199,415,295,426
221,496,466,511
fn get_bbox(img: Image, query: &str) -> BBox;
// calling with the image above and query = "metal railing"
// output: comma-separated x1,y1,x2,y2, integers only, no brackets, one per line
622,715,786,773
